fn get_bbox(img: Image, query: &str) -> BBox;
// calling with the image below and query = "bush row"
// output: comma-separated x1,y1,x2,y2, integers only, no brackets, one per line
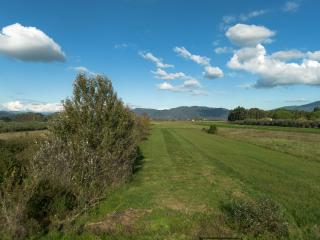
234,119,320,128
0,121,48,133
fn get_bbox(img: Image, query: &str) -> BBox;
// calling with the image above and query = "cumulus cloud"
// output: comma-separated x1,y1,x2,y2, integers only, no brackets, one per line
0,23,65,62
151,68,186,80
228,44,320,87
282,1,300,12
270,50,305,61
1,101,62,112
270,50,320,62
226,24,275,47
307,51,320,61
203,66,224,79
174,46,210,66
139,51,173,68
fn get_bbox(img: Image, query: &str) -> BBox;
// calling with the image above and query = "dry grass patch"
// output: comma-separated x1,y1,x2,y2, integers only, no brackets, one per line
86,208,152,235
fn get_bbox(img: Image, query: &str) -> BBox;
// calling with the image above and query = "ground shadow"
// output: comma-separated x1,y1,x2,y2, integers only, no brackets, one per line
133,147,144,174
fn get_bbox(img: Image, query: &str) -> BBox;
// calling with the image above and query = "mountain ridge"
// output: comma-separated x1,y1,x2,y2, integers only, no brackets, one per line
133,106,229,120
282,101,320,112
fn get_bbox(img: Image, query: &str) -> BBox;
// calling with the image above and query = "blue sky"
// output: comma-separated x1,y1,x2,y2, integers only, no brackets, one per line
0,0,319,111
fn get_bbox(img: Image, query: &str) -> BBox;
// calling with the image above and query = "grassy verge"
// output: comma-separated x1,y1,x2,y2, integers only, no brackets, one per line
44,121,320,239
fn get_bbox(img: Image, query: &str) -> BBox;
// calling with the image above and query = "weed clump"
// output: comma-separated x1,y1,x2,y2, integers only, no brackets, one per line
222,197,289,238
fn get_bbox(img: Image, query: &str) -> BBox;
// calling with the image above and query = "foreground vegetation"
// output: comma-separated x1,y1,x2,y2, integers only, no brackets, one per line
32,121,319,239
0,75,150,239
0,89,319,239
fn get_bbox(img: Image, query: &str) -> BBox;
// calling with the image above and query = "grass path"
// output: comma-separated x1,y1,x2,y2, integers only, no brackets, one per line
51,123,320,239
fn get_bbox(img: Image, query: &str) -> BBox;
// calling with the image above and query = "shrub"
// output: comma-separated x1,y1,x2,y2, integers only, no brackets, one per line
207,125,218,134
0,74,149,239
222,197,289,238
32,74,138,207
135,113,150,141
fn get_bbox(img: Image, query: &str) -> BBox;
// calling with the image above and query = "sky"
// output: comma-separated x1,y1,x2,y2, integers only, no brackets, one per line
0,0,320,112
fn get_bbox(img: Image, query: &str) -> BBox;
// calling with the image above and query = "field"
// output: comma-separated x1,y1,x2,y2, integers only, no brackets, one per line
35,121,319,239
0,121,47,133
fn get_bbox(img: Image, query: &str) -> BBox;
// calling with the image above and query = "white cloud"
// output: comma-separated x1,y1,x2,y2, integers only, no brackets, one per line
228,44,320,87
157,78,203,95
183,79,201,88
1,101,62,112
214,46,234,54
270,50,320,62
307,51,320,61
226,24,275,47
151,68,186,80
174,46,210,66
239,10,267,21
157,82,176,91
174,46,224,79
271,50,305,61
282,1,300,12
69,66,97,76
220,9,267,31
139,51,173,68
203,66,224,79
0,23,65,62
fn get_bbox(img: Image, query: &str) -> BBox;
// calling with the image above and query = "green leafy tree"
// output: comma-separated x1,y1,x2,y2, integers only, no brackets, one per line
271,109,295,120
32,74,138,212
228,107,248,121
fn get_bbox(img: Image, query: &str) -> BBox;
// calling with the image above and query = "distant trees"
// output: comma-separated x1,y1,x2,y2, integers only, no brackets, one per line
14,113,47,122
228,107,247,121
228,107,268,121
228,106,320,128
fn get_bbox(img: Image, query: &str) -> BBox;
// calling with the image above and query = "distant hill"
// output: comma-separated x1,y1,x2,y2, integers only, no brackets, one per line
133,106,229,120
0,111,17,118
282,101,320,112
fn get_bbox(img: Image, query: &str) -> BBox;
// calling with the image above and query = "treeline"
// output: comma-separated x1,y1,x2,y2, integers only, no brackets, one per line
0,75,150,239
0,112,50,122
0,112,51,133
228,106,320,128
0,121,48,133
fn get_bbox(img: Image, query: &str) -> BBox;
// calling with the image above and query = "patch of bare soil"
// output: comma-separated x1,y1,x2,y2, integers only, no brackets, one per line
86,208,152,235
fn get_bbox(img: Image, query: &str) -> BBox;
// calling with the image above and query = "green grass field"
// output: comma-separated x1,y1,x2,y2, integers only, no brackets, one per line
42,121,320,239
